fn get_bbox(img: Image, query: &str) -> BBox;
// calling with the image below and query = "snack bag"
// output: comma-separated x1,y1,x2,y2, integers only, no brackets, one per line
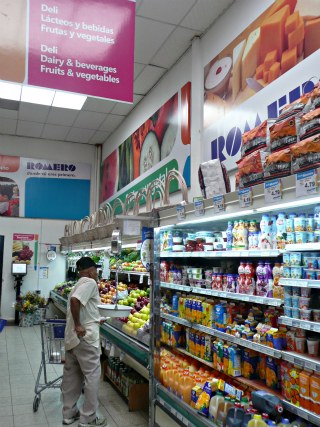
269,116,297,152
264,148,291,179
241,120,268,157
291,134,320,173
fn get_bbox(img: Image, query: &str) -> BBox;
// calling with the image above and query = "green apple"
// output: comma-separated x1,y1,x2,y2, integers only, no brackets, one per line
133,322,141,329
128,314,133,321
140,314,148,321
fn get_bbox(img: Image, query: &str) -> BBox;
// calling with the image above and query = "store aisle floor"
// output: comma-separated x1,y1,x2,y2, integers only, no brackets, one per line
0,325,149,427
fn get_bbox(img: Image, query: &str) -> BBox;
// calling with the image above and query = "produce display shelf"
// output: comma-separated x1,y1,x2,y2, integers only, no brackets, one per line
156,383,215,427
160,250,282,259
285,243,320,252
50,291,67,314
281,351,320,372
160,282,283,306
279,278,320,288
175,347,214,369
100,322,149,367
161,313,282,358
282,401,320,427
278,316,320,332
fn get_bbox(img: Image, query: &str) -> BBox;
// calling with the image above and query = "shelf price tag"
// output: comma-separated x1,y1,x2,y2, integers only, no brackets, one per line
238,188,252,208
264,178,282,203
176,203,186,221
193,197,205,216
213,195,225,213
296,169,318,197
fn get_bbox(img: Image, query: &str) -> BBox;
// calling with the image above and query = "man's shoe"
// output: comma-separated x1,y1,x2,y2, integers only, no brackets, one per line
78,417,107,427
63,411,80,425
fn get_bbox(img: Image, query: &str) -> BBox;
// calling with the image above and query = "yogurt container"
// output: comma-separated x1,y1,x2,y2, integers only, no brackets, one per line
307,337,319,357
283,266,291,278
172,244,185,252
284,295,292,306
292,287,301,296
192,268,202,275
303,256,317,269
306,232,315,243
304,269,316,280
286,232,295,244
203,244,214,251
173,236,183,244
295,232,308,244
284,306,292,317
295,336,306,353
315,230,320,242
193,274,202,280
283,253,291,266
306,215,315,232
313,309,320,322
301,287,311,297
300,309,312,321
294,214,306,232
284,286,293,296
292,295,300,308
290,252,302,266
299,297,311,309
292,307,300,318
291,266,303,279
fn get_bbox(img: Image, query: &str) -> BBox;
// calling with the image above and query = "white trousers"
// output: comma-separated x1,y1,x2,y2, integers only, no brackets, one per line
62,338,101,424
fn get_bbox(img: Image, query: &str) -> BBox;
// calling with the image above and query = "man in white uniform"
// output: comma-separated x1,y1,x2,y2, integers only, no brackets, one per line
62,257,107,427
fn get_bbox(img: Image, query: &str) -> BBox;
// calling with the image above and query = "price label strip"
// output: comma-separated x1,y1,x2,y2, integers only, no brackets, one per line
296,169,318,197
264,178,282,203
238,188,252,208
176,204,186,221
193,197,205,216
213,195,225,213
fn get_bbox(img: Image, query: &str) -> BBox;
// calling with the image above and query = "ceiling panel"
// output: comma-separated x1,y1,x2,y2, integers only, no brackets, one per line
46,107,79,126
137,0,196,25
100,114,125,132
134,63,146,79
134,65,167,95
82,97,116,114
134,16,175,64
180,0,235,31
19,102,50,123
90,130,111,145
16,120,44,138
152,26,200,69
0,108,18,120
41,124,70,141
0,118,17,135
111,94,144,116
73,111,107,130
66,127,95,144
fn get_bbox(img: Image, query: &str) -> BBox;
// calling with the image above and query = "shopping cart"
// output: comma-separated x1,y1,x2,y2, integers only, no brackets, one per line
33,319,66,412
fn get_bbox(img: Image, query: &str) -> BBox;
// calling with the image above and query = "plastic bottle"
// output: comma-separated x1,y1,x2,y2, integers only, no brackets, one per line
238,220,248,250
264,262,273,298
276,212,287,249
247,414,268,427
251,390,283,418
267,422,276,427
244,262,255,295
226,221,234,251
232,221,239,250
242,410,253,427
270,216,278,250
240,397,250,411
277,419,291,427
226,402,245,427
256,261,266,297
209,391,225,421
217,396,234,427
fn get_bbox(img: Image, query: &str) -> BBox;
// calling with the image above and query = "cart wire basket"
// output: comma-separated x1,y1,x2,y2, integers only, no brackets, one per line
33,319,66,412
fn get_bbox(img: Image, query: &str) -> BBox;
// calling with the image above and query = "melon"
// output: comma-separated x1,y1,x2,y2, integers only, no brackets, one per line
139,131,160,175
160,123,178,160
99,150,119,203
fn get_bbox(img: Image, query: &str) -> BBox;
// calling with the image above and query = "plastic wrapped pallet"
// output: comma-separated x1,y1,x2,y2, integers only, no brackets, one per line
198,159,230,199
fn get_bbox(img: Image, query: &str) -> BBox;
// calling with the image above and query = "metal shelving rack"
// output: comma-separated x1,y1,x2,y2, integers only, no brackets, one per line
150,174,320,427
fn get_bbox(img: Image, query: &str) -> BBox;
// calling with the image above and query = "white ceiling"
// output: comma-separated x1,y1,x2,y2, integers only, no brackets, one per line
0,0,235,145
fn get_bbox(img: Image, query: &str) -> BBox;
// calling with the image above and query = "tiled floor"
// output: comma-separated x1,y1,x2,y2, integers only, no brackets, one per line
0,325,149,427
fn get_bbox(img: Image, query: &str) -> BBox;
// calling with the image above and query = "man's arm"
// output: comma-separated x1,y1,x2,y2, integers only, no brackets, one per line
70,296,86,337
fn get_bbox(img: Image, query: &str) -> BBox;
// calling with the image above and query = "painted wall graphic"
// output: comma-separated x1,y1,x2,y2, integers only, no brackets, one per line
0,0,135,102
0,155,91,220
100,82,191,205
12,233,38,271
203,0,320,172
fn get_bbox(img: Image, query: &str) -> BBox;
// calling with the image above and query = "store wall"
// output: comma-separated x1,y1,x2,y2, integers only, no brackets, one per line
0,217,66,321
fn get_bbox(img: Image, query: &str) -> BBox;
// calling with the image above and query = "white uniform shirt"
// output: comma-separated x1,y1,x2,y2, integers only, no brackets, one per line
64,277,100,351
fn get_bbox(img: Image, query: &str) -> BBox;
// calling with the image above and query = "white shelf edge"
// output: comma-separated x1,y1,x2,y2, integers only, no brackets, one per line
161,313,282,358
278,316,320,332
286,243,320,252
282,401,320,426
160,282,283,306
110,270,149,276
160,250,282,258
281,351,320,372
279,278,320,288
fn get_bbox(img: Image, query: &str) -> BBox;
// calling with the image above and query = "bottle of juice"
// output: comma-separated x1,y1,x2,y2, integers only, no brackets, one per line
247,414,268,427
271,216,278,250
256,261,266,297
264,263,273,298
238,220,248,250
276,212,287,249
232,221,239,250
226,402,245,427
244,262,255,295
209,391,225,421
217,396,234,427
277,419,291,427
226,221,234,251
260,214,271,249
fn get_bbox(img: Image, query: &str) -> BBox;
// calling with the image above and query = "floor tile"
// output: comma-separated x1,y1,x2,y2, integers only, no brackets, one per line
13,412,48,426
0,405,13,416
0,397,11,407
12,403,45,416
0,415,14,427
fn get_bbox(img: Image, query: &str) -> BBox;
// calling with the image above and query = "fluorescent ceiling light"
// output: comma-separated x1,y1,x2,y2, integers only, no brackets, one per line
52,91,87,110
21,85,55,105
0,81,22,101
256,196,320,212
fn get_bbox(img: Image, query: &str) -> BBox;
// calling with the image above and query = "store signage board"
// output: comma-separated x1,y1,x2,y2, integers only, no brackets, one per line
296,169,318,198
238,188,252,208
264,178,282,204
213,195,225,213
193,197,205,216
0,0,135,102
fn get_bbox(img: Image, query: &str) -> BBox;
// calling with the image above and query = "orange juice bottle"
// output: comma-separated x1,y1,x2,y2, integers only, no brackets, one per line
310,373,320,415
299,369,311,410
180,374,194,404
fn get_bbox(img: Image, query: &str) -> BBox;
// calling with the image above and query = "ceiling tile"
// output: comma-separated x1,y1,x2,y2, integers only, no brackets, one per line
0,118,17,135
0,108,18,120
46,107,79,126
100,114,125,132
138,0,196,25
66,127,95,143
152,26,199,69
111,94,144,115
41,124,70,141
73,111,107,130
134,63,146,79
82,97,116,114
16,120,44,138
89,130,110,145
135,16,175,64
19,102,50,123
180,0,234,31
134,65,166,95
